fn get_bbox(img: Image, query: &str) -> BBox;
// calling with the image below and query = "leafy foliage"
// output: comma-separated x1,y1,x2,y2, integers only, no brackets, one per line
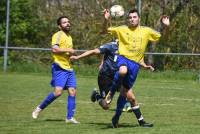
0,0,199,70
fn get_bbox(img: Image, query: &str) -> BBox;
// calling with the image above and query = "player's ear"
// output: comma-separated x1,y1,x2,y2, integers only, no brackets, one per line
138,17,141,24
58,25,61,29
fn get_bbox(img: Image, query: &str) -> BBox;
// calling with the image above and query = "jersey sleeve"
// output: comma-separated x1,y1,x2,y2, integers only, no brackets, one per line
107,27,118,38
98,43,112,54
147,27,161,42
51,32,62,47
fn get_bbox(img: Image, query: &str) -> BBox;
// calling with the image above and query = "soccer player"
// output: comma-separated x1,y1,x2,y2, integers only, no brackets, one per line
70,40,154,110
102,9,170,128
71,40,118,110
32,16,79,124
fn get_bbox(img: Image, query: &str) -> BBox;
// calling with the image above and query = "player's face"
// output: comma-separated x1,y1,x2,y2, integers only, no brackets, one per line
128,12,140,27
59,18,71,32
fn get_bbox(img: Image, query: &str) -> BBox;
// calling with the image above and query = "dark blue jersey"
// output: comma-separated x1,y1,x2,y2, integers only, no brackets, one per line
98,41,118,77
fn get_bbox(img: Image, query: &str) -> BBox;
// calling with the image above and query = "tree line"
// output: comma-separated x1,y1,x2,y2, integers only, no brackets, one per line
0,0,199,70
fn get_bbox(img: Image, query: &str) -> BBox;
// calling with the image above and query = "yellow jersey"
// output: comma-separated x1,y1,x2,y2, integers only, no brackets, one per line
51,31,73,70
108,25,161,63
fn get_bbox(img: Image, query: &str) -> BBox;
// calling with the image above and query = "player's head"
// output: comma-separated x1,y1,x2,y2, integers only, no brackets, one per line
57,16,71,32
127,9,140,27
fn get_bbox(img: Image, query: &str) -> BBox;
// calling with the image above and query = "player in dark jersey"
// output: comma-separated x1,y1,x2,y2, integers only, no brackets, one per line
70,40,120,109
70,40,154,110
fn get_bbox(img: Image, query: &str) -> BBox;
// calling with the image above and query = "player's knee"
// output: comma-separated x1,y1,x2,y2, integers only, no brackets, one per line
126,91,137,105
119,66,127,76
127,97,137,106
54,88,63,97
68,88,76,96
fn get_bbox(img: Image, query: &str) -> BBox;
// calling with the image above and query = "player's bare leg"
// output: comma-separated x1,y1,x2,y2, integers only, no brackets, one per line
126,89,153,127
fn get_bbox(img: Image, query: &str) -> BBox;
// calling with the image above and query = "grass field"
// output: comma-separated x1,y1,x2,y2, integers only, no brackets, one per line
0,72,200,134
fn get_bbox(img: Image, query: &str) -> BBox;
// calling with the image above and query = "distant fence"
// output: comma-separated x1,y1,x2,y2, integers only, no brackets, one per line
1,46,200,55
0,46,200,82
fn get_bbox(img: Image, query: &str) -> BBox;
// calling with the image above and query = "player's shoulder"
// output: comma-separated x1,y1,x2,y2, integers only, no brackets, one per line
140,26,151,30
52,31,63,37
100,41,116,51
140,26,159,33
103,40,118,46
117,25,129,29
110,25,128,30
140,26,156,31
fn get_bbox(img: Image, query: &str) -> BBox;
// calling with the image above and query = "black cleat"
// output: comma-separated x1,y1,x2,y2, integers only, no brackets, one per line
139,120,154,127
90,89,98,102
112,115,119,128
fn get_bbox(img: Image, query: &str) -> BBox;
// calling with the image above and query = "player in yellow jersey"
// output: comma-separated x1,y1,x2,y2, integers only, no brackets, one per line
102,9,170,128
32,16,79,124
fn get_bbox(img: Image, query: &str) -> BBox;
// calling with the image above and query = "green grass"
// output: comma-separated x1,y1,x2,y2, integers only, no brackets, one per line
0,72,200,134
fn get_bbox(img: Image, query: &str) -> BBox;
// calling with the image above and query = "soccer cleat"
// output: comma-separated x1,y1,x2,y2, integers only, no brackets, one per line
105,91,113,104
32,106,42,119
126,106,132,112
90,88,98,102
122,107,127,112
112,115,119,128
139,120,154,127
66,117,80,124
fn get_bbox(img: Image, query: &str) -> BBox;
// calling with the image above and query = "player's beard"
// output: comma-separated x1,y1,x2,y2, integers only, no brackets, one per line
129,21,139,28
62,26,71,33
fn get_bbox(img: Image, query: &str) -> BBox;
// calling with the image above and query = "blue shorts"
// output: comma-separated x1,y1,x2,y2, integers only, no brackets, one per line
117,55,140,89
51,63,76,90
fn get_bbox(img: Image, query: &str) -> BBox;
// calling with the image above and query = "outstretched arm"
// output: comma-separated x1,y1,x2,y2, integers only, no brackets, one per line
70,48,100,60
101,9,111,34
98,56,104,70
139,59,155,71
52,45,75,55
156,15,170,33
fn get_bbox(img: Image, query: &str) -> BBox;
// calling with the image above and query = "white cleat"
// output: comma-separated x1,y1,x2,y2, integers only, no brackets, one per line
66,117,80,124
32,106,42,119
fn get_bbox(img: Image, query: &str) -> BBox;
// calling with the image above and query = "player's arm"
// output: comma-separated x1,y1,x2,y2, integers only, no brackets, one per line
101,9,111,34
155,15,170,33
149,15,170,44
52,45,75,54
51,33,75,55
139,59,155,71
98,56,104,70
70,48,100,60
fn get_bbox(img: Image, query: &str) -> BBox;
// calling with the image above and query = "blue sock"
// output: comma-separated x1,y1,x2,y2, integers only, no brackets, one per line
67,95,76,119
39,92,57,109
114,95,127,118
110,72,122,97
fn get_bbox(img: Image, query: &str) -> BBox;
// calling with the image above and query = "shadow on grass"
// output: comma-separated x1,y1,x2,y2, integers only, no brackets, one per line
44,119,65,122
86,122,138,129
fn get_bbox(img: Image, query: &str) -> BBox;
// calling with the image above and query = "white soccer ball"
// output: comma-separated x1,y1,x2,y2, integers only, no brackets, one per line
110,5,125,18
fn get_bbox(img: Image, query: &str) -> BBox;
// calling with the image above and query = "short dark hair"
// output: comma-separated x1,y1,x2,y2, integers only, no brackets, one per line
127,9,140,17
57,16,68,25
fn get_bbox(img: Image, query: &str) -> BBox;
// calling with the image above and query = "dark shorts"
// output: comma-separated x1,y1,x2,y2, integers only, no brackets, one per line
98,72,121,98
97,73,113,98
51,63,76,89
117,55,140,89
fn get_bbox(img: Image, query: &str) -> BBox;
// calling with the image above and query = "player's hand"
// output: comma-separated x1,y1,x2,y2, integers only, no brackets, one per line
103,9,110,20
70,55,79,60
143,64,155,71
161,15,170,26
146,65,155,71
